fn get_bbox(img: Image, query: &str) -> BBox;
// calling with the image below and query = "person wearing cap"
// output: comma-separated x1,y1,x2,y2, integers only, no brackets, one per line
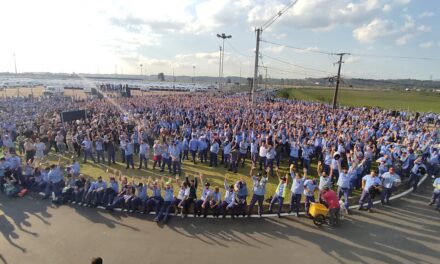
380,166,401,205
358,170,381,212
248,166,268,217
303,174,317,215
289,165,305,217
268,168,288,217
194,173,211,217
101,173,119,206
138,139,150,169
129,180,148,213
221,175,237,218
84,175,107,207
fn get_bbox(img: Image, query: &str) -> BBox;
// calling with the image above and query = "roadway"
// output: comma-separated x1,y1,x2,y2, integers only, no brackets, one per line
0,182,439,264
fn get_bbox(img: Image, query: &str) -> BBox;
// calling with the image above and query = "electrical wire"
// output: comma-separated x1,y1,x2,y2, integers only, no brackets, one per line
261,0,299,31
262,53,334,75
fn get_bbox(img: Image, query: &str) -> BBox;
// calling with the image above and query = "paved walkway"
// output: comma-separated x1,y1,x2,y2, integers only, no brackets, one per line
1,182,439,264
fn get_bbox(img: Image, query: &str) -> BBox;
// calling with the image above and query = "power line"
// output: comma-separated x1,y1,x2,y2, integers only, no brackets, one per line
261,39,335,55
262,53,334,75
261,0,299,30
262,39,440,61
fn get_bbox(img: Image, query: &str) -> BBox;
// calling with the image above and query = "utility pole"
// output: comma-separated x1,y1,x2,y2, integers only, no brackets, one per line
140,64,143,77
264,66,268,90
251,28,261,104
216,33,231,93
332,53,349,109
218,46,222,91
13,53,17,74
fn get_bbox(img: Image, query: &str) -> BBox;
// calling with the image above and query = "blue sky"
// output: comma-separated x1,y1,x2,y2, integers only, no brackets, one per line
0,0,439,80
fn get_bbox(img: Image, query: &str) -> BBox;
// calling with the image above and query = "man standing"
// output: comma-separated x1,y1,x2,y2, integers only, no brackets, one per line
170,142,181,176
82,137,95,163
189,136,199,164
358,171,381,212
289,166,305,217
248,167,268,217
124,139,134,169
138,139,150,169
268,168,288,217
380,167,401,205
209,139,219,167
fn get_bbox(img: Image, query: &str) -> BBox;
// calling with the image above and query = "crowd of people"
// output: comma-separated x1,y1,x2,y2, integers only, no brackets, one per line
1,92,439,223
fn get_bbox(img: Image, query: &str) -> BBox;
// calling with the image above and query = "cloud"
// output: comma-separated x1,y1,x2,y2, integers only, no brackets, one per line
419,11,434,18
382,4,392,12
353,14,430,45
353,19,397,43
263,46,285,53
394,0,411,5
419,41,434,48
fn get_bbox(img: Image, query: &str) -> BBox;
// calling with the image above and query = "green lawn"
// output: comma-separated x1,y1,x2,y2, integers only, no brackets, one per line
35,151,320,200
278,88,440,113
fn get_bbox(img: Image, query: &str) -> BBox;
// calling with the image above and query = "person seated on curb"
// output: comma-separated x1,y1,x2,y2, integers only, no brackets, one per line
106,186,135,211
180,175,198,218
84,176,107,207
129,179,148,213
194,173,211,217
320,186,341,226
358,170,382,213
234,178,248,217
101,170,120,207
268,168,288,218
209,186,222,218
221,174,237,219
173,178,187,215
145,178,164,215
61,173,76,203
428,176,440,210
248,166,268,218
72,175,87,204
43,157,65,201
154,177,174,223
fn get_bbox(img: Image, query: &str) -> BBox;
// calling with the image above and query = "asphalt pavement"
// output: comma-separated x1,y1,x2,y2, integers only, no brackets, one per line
1,182,439,264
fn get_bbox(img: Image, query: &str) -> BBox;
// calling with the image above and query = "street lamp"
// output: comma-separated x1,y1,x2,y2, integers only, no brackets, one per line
192,65,196,84
216,33,231,92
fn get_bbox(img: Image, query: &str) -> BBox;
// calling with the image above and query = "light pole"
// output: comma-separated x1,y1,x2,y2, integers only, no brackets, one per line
140,64,143,77
216,33,231,92
192,65,195,84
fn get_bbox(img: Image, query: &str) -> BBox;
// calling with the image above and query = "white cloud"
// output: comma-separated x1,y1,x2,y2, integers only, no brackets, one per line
395,33,415,46
417,25,431,32
394,0,411,5
353,19,397,43
419,11,434,18
263,46,285,53
419,41,434,48
382,4,392,12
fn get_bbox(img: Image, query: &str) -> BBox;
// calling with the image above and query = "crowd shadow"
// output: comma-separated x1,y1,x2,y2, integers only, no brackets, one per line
0,193,53,254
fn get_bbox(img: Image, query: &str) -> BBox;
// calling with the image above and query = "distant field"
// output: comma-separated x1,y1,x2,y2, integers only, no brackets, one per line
278,88,440,113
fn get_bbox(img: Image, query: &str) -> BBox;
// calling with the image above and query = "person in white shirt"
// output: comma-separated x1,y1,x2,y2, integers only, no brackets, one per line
221,175,236,219
259,141,268,171
380,167,401,205
428,177,440,210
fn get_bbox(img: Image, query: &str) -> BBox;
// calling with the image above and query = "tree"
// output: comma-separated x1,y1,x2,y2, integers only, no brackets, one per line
226,78,232,84
158,72,165,81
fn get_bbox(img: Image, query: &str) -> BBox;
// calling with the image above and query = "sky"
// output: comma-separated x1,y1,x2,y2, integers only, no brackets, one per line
0,0,439,80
